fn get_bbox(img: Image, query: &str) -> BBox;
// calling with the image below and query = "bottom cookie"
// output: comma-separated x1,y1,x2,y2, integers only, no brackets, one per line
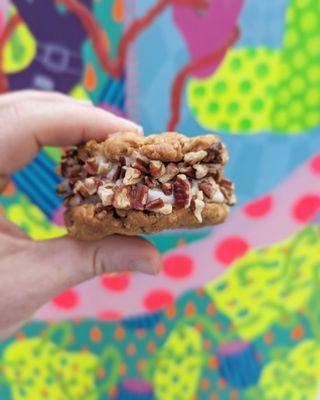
65,203,229,240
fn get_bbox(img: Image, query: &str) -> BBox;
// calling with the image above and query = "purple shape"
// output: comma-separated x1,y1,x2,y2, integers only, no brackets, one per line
117,377,154,400
52,206,66,227
173,0,244,78
8,0,92,93
218,340,250,355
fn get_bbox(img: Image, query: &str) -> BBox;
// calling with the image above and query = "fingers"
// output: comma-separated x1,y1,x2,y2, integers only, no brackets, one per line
24,235,162,303
0,94,142,174
0,217,29,240
0,90,93,107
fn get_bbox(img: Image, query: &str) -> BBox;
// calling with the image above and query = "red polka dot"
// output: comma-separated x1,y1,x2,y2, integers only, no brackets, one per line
292,194,320,223
243,195,273,218
214,236,249,265
101,273,130,291
163,254,194,279
52,289,79,309
98,310,122,321
143,290,174,312
310,154,320,175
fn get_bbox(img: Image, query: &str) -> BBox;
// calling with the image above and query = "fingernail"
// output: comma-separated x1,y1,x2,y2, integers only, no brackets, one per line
130,259,159,275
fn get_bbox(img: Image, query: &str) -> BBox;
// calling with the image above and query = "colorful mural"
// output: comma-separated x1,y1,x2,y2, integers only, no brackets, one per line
0,0,319,399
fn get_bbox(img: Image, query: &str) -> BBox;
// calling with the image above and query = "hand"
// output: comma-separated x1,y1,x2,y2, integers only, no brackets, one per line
0,90,162,340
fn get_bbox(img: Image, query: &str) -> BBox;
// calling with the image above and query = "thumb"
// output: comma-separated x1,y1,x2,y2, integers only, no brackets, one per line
27,235,162,304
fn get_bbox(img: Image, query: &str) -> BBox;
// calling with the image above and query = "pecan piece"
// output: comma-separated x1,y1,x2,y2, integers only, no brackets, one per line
74,178,98,197
123,167,143,185
159,163,180,183
98,186,114,206
144,176,158,188
178,162,196,178
146,199,172,215
190,191,205,222
161,182,172,195
84,158,98,175
107,165,121,182
150,160,165,179
113,186,131,209
220,178,236,205
199,179,214,198
193,164,209,179
133,156,149,173
184,150,207,165
173,174,191,209
145,198,164,210
130,185,149,210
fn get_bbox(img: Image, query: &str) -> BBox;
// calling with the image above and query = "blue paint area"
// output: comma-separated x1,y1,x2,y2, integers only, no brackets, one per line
218,342,262,388
12,151,62,219
236,0,288,48
122,311,163,330
98,76,126,111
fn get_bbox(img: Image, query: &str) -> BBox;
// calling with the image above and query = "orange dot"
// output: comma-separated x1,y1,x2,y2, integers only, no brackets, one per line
135,329,146,339
207,303,217,315
230,389,239,400
147,340,156,353
90,326,103,343
3,181,14,196
96,367,106,378
208,356,219,369
40,389,48,397
185,301,196,316
155,323,166,337
119,362,127,375
109,386,117,397
177,239,186,247
0,205,3,215
218,378,227,389
210,393,219,400
114,326,125,341
84,63,97,92
200,378,210,390
137,359,146,372
291,324,305,341
113,0,125,22
73,317,84,325
165,304,177,319
126,343,136,356
81,346,89,353
204,339,212,350
195,322,204,333
214,322,222,331
196,288,205,297
16,331,26,340
263,331,274,345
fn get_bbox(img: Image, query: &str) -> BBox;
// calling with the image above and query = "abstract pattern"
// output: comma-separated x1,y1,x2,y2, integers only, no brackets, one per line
0,0,319,399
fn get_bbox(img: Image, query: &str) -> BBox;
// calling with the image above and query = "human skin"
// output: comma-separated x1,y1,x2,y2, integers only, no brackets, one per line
0,91,162,340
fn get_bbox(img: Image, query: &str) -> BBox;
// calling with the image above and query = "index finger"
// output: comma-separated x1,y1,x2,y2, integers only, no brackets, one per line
0,98,143,174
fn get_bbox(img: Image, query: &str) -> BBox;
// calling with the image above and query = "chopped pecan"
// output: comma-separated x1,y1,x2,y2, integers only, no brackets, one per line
173,174,191,209
159,163,180,183
144,176,158,188
184,150,207,165
146,199,172,214
74,179,96,197
203,142,223,163
84,158,98,175
98,186,114,206
107,165,121,182
56,181,72,196
199,179,214,198
149,160,165,179
178,162,196,178
145,198,164,210
206,163,221,174
130,185,149,210
133,156,149,173
193,164,209,179
220,178,235,205
113,186,131,209
123,167,143,185
190,191,205,222
161,182,172,195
